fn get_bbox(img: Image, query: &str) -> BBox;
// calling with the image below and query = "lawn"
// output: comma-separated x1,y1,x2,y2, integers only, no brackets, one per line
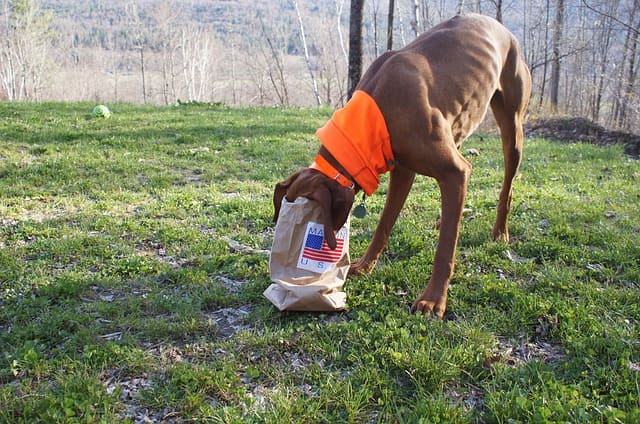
1,101,639,423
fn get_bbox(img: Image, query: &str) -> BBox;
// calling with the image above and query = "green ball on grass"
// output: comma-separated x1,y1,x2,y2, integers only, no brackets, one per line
92,105,111,119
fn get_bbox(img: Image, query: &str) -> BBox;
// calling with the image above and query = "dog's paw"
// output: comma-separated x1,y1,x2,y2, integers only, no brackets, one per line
348,259,376,276
491,228,510,243
411,296,447,320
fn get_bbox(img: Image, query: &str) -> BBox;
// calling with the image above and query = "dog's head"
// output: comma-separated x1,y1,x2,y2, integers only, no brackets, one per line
273,168,354,250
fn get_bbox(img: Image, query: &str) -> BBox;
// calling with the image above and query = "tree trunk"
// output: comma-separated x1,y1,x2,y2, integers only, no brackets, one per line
230,34,237,105
371,0,380,57
0,0,54,101
259,18,289,105
592,3,616,122
387,0,395,51
114,68,118,102
549,0,564,112
538,0,550,105
495,0,503,22
410,0,419,38
139,47,147,104
291,0,321,106
611,0,639,128
619,16,639,129
336,0,349,67
347,0,365,100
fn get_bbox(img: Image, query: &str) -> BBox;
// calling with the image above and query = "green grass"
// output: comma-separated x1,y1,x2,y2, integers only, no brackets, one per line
1,101,639,423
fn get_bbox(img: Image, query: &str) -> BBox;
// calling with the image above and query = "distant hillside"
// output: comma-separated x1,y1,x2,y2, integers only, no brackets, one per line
43,0,292,50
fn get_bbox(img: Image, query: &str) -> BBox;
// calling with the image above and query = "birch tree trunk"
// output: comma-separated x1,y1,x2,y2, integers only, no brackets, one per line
336,0,349,67
371,0,380,57
410,0,420,38
291,0,321,106
0,0,55,101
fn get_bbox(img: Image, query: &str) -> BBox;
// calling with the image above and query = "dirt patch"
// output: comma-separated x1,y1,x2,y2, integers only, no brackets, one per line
525,117,640,158
448,382,485,411
487,338,566,368
205,305,254,339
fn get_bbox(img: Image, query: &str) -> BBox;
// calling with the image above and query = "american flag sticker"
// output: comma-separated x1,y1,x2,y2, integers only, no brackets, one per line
297,221,347,273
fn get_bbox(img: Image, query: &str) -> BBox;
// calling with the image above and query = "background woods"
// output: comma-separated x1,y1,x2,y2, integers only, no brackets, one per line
0,0,639,132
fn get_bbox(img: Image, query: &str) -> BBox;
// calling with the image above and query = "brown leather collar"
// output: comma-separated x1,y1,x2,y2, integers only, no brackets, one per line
309,148,360,193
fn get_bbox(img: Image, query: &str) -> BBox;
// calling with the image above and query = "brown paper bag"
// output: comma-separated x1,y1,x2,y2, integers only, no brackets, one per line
264,197,350,311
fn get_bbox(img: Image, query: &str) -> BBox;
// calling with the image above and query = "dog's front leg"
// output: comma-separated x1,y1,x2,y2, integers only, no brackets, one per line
412,159,471,319
349,166,415,276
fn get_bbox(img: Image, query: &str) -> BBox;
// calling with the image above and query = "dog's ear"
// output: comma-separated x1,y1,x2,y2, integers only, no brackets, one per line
298,182,336,249
328,182,355,236
309,181,355,250
273,170,302,222
272,169,354,250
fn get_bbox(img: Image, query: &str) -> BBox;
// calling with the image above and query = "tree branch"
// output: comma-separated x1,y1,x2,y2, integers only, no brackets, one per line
581,0,639,36
529,44,591,72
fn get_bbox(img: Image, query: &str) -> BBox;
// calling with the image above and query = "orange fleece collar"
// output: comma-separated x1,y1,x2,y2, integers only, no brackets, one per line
314,90,395,196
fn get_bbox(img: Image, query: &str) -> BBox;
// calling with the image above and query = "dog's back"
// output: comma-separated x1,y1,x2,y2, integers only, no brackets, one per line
358,13,529,147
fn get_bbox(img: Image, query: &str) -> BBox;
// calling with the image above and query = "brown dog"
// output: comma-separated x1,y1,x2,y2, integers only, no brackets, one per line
273,14,531,319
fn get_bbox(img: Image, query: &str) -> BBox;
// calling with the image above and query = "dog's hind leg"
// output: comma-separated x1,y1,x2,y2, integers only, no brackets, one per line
490,48,531,242
349,166,415,276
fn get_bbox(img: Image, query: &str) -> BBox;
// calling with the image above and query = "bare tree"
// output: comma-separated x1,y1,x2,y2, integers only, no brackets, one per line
582,0,640,36
228,28,239,105
291,0,322,106
410,0,420,38
125,1,148,104
180,26,213,102
387,0,395,50
537,0,552,105
549,0,565,112
347,0,365,99
311,3,349,105
368,0,379,57
612,0,640,129
0,0,56,101
395,0,406,46
590,0,618,122
492,0,504,22
335,0,349,67
257,13,290,105
153,1,180,105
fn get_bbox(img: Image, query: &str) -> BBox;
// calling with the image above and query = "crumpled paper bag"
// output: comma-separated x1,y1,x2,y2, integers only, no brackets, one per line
264,197,350,311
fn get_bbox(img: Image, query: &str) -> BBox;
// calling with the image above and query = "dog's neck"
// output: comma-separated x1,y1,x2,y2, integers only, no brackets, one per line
313,90,395,195
313,146,361,193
